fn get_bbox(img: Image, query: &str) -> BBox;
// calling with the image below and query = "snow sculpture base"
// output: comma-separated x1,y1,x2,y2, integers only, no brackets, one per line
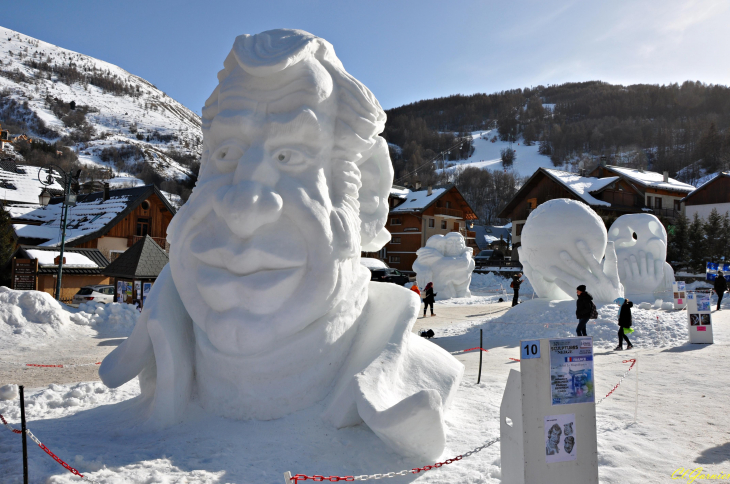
500,338,598,484
413,232,474,300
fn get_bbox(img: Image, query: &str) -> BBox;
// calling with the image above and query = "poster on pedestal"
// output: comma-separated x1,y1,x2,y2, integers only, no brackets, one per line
549,338,595,405
545,413,577,463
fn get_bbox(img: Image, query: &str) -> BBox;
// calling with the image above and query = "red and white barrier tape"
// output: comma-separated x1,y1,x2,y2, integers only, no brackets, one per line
0,413,97,482
4,362,101,369
450,346,488,355
595,358,637,405
285,437,499,483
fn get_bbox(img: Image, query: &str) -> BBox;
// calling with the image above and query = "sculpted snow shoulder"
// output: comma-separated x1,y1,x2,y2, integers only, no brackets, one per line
99,29,463,460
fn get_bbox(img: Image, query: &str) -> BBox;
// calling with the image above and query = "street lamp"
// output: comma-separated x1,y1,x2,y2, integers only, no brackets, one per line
37,165,81,301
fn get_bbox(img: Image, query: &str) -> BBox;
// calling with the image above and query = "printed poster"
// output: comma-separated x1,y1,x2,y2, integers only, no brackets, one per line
125,282,132,300
143,283,152,305
701,314,711,325
677,281,686,292
689,314,700,326
117,281,123,301
697,295,711,312
134,281,141,300
545,414,577,463
550,338,594,405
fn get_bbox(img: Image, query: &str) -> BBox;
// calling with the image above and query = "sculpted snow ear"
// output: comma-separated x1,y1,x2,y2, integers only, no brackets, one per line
357,136,393,252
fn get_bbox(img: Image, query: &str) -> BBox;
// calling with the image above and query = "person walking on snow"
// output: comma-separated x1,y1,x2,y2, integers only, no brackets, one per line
410,282,421,297
575,285,594,336
423,282,436,318
714,271,728,311
510,272,523,307
613,297,634,350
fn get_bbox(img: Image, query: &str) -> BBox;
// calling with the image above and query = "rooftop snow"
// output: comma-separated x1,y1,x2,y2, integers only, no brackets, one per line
606,166,695,193
11,195,130,246
391,187,447,212
25,249,98,268
545,169,617,207
0,163,64,205
389,186,410,199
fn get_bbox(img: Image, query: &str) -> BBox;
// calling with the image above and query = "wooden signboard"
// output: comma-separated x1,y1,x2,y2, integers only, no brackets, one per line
11,258,38,291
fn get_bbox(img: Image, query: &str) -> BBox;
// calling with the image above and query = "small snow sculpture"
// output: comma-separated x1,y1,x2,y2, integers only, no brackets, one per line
607,213,675,297
413,232,474,299
518,199,623,302
99,29,462,460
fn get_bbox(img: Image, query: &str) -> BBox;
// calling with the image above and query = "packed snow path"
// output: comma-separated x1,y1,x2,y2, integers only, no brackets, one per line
1,295,729,483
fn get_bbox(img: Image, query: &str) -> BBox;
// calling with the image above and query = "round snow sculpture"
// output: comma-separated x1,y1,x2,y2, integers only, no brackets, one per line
413,232,474,299
99,29,462,461
518,199,623,302
607,213,675,297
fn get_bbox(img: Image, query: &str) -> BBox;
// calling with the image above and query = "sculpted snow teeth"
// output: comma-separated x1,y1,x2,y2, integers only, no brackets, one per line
99,29,463,460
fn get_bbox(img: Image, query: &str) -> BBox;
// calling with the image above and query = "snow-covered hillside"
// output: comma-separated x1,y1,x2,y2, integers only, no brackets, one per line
0,26,201,184
440,130,555,178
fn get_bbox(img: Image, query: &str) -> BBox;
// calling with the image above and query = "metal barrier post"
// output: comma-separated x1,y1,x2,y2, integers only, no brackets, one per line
20,385,28,484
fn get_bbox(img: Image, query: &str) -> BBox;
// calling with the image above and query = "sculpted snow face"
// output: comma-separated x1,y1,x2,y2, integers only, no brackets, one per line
518,199,623,302
607,214,675,296
413,232,475,299
99,29,463,461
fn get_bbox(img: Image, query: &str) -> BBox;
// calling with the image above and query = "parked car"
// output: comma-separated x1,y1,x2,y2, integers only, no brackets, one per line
473,249,505,267
369,268,410,286
72,285,115,305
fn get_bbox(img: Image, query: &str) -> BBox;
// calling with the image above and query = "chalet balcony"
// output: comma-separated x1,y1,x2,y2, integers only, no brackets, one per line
434,207,464,219
651,208,680,220
450,228,476,239
128,235,167,249
597,191,640,207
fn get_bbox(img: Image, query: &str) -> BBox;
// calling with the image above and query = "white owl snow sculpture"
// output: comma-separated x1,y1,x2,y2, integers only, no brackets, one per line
518,199,623,302
413,232,475,299
607,213,675,297
99,29,463,460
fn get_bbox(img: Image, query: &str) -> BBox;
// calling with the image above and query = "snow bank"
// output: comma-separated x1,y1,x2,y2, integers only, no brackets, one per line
436,272,534,306
0,288,138,343
436,299,688,350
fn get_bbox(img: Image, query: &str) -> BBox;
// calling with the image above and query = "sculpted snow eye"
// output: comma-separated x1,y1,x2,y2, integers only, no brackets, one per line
273,149,305,168
212,143,245,172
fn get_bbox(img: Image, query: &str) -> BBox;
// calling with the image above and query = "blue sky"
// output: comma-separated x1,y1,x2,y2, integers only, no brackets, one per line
5,0,729,113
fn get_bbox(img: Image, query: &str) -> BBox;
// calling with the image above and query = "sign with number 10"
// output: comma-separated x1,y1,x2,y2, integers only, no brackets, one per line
521,339,541,359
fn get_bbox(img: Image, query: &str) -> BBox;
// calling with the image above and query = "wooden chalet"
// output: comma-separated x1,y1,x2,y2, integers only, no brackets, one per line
498,168,647,260
588,164,695,220
9,184,176,262
682,172,730,220
381,184,478,271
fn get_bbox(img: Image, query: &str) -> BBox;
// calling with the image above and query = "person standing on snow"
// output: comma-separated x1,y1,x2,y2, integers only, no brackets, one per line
510,272,523,307
714,271,728,311
423,282,436,318
613,297,634,351
575,285,594,336
410,282,421,297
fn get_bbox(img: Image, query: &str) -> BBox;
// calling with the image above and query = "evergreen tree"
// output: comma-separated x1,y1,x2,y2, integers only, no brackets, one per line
688,213,707,272
721,212,730,263
704,208,724,263
0,203,15,287
667,212,689,265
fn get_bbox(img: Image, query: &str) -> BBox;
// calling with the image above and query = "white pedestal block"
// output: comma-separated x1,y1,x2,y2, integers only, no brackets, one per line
500,338,598,484
687,292,713,344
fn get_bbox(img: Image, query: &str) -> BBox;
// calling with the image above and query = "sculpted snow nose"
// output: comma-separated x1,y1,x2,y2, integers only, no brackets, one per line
213,181,283,239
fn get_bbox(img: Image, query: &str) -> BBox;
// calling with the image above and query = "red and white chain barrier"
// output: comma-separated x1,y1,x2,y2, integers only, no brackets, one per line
450,346,488,355
595,358,637,406
0,413,97,482
4,361,101,369
284,437,499,483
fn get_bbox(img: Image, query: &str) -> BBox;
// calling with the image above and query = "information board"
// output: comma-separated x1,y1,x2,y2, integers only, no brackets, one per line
549,338,594,405
11,258,38,291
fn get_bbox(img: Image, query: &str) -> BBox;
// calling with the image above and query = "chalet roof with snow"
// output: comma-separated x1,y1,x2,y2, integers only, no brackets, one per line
472,225,512,250
0,161,65,205
682,172,730,204
9,184,176,247
596,165,695,194
102,235,169,279
13,246,109,275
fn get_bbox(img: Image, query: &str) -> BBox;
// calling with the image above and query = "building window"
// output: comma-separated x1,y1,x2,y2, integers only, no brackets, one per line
389,255,401,264
136,218,149,237
655,197,662,209
391,237,401,244
674,200,681,211
445,201,451,208
646,196,652,207
441,220,447,229
390,218,402,226
428,218,435,228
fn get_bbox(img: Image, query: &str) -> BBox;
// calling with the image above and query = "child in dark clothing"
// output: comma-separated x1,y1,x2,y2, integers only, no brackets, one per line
613,297,634,350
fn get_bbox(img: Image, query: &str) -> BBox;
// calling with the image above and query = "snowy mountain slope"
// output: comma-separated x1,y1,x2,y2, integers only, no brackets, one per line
0,26,201,183
439,130,555,178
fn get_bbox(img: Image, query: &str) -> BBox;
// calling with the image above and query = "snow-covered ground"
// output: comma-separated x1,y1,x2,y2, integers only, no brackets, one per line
1,285,729,483
440,130,555,178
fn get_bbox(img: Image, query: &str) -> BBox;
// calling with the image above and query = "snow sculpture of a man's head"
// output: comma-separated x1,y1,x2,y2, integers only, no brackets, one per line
413,232,474,300
168,29,393,356
607,213,675,296
518,199,623,302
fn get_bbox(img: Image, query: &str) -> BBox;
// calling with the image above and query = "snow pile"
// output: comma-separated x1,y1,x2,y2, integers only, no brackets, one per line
0,287,73,335
436,299,688,350
360,257,388,269
75,301,139,331
435,272,534,306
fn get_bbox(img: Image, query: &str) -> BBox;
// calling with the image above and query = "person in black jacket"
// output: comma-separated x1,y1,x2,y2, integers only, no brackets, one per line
511,273,523,307
714,271,728,311
613,297,634,350
423,282,436,317
575,285,593,336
